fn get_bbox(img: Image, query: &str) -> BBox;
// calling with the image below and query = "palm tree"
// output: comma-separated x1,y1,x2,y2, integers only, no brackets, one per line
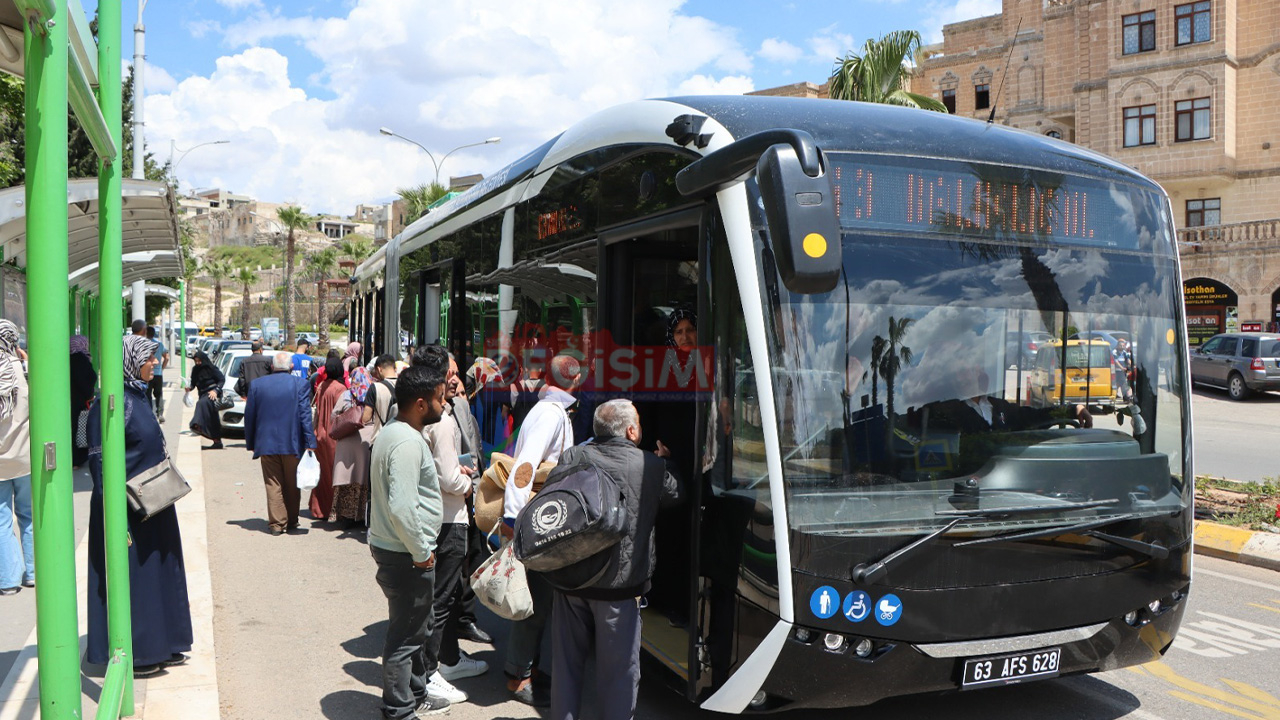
276,205,312,348
235,266,259,340
828,30,947,112
309,248,339,348
206,258,234,333
869,335,885,408
877,316,915,451
339,235,374,265
182,255,200,322
397,182,450,224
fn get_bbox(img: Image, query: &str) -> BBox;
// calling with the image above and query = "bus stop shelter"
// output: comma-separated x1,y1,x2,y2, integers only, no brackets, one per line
1,0,170,717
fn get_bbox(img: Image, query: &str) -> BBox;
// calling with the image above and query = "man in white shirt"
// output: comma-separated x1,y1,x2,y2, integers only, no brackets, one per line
501,353,582,707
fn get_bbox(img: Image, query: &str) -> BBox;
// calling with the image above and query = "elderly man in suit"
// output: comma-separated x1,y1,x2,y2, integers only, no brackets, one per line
244,352,317,535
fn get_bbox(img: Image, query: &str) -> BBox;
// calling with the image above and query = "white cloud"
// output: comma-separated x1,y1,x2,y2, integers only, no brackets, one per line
213,0,262,9
122,59,177,94
185,19,224,39
921,0,1002,43
148,0,756,214
810,25,855,62
759,38,804,64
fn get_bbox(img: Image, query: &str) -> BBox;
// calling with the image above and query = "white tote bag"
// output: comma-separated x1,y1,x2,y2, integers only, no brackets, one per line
296,450,321,491
470,532,534,621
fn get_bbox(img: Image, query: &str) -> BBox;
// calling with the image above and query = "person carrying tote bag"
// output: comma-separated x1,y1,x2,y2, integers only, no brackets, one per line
86,334,194,677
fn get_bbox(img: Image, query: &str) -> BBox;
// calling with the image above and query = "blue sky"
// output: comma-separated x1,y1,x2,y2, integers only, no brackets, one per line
87,0,1000,214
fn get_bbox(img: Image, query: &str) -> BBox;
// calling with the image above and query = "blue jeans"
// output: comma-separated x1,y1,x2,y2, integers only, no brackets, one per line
0,475,34,589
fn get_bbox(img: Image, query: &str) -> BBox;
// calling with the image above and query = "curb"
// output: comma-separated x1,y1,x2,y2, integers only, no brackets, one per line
1194,520,1280,572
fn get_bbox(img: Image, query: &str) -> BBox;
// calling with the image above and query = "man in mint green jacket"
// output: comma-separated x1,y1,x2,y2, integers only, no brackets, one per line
369,364,449,719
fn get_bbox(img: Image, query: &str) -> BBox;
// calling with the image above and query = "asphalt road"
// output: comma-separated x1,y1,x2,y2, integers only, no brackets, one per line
1191,386,1280,484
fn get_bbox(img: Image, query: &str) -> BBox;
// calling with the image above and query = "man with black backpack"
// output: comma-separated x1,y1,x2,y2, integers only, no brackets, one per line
542,399,682,720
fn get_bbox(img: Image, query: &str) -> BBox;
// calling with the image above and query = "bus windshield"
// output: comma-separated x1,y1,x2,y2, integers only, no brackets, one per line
758,155,1189,537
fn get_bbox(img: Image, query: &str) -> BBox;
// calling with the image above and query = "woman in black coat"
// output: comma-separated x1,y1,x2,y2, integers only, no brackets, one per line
87,334,193,676
69,335,97,467
186,350,225,449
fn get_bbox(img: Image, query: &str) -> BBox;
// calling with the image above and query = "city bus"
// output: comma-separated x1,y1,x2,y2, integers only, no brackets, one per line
351,96,1192,712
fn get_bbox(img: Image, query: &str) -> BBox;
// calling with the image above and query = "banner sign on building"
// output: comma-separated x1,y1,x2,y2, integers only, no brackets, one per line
1183,278,1238,345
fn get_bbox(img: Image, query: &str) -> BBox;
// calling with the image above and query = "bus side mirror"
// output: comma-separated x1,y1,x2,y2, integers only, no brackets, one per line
756,145,841,294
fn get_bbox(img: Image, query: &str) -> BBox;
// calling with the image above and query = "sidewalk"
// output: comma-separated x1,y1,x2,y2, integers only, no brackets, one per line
0,386,220,719
1193,520,1280,572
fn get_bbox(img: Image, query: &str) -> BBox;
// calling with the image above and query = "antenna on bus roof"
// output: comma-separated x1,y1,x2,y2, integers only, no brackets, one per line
987,16,1023,125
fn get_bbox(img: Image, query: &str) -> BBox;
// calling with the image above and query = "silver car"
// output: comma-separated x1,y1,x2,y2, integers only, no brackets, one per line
1190,332,1280,400
216,349,253,432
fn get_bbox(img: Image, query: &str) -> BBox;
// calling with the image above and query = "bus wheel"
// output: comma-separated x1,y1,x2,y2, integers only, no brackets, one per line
1228,373,1251,401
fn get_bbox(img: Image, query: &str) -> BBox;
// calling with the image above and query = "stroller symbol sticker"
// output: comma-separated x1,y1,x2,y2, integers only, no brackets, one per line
810,586,839,619
843,591,870,623
875,594,903,626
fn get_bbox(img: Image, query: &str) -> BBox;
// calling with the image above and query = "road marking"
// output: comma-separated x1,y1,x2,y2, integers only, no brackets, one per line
1140,661,1280,720
1248,603,1280,615
1059,673,1172,720
1196,567,1280,593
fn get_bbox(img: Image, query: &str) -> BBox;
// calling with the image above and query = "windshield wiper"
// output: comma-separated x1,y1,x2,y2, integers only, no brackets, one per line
936,497,1120,518
850,502,1145,584
954,514,1169,559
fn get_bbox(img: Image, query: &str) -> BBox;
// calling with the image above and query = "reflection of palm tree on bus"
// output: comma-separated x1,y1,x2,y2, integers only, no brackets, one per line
876,316,914,450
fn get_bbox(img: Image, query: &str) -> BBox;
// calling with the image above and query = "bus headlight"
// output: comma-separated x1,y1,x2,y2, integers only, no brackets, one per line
823,633,845,652
749,691,767,708
854,638,874,658
1124,610,1139,626
1148,600,1162,614
794,628,812,643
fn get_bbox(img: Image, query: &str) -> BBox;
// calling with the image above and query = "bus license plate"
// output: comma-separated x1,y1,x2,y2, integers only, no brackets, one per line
962,648,1061,689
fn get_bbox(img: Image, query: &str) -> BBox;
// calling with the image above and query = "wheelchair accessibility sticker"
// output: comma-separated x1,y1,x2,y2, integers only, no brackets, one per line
810,586,839,619
843,591,871,623
875,594,903,626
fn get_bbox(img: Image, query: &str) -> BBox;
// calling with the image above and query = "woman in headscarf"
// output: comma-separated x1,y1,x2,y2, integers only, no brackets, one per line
86,334,193,676
342,341,362,373
185,350,225,449
329,367,384,527
309,353,348,522
0,320,32,596
70,335,97,468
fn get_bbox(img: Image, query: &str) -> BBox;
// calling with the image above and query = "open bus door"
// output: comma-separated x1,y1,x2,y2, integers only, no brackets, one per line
600,207,708,701
410,258,468,363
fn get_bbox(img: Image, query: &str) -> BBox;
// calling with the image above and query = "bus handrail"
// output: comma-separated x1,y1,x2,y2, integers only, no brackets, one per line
675,128,822,197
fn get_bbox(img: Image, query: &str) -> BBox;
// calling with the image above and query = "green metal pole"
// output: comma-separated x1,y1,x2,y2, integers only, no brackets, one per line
97,0,134,713
24,2,83,717
180,280,186,379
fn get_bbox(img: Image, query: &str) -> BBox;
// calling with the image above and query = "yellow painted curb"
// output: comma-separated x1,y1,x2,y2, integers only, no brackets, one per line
1194,520,1255,557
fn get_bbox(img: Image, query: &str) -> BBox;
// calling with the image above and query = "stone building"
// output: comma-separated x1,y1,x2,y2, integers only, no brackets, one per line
914,0,1280,337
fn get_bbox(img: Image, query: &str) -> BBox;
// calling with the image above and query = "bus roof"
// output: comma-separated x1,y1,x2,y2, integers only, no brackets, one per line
355,95,1162,284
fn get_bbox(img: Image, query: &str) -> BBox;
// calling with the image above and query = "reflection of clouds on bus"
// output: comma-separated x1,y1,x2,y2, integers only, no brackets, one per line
899,307,996,407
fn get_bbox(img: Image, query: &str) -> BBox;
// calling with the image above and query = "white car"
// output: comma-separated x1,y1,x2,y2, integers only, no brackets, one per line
215,348,254,433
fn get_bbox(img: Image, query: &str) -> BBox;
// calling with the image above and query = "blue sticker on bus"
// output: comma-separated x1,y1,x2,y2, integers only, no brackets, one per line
875,594,903,626
842,591,871,623
810,586,839,619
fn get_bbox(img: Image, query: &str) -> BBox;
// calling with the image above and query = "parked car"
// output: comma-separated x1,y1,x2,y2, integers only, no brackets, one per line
1005,330,1054,368
207,339,253,364
1027,339,1115,409
215,348,253,433
296,331,319,347
1068,329,1135,355
1189,332,1280,401
197,326,218,337
185,334,202,357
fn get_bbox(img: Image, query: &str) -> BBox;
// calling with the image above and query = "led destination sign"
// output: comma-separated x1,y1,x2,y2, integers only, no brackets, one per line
828,154,1156,247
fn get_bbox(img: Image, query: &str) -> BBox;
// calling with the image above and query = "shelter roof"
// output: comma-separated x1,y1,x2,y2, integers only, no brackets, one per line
0,178,183,293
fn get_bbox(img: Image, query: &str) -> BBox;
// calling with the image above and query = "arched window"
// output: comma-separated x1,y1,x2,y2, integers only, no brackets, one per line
1046,130,1062,139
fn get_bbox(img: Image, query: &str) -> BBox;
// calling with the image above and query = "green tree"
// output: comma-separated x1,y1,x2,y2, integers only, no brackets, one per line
235,266,259,339
397,182,449,224
206,258,234,333
276,206,311,346
828,30,947,112
182,254,200,322
309,248,339,347
339,235,375,265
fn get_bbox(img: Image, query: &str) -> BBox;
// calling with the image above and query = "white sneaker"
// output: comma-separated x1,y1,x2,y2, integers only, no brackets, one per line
427,672,467,704
439,652,488,681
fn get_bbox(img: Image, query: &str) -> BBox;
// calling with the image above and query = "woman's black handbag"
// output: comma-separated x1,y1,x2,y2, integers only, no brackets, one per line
214,391,234,411
126,457,192,521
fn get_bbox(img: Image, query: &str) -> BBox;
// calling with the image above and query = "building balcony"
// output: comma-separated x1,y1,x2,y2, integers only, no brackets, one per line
1178,219,1280,254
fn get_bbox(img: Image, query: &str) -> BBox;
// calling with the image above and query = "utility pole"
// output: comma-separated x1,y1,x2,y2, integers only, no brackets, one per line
129,0,151,323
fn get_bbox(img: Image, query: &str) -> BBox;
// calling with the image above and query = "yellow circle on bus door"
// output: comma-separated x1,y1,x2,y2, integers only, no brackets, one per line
803,233,827,258
1166,329,1175,345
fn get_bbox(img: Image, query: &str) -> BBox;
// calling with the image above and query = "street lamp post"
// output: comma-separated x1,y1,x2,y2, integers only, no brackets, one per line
377,128,500,187
169,139,231,172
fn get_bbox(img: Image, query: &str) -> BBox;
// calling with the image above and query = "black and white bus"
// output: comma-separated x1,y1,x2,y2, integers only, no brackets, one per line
351,96,1192,712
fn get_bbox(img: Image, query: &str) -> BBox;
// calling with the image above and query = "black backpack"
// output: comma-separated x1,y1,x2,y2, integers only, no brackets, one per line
513,458,627,582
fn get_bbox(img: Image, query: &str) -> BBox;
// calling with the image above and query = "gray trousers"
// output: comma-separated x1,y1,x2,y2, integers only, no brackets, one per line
551,592,642,720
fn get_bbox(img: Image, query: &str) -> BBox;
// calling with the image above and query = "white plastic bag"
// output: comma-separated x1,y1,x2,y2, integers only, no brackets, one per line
296,450,321,492
183,392,195,409
470,534,534,621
